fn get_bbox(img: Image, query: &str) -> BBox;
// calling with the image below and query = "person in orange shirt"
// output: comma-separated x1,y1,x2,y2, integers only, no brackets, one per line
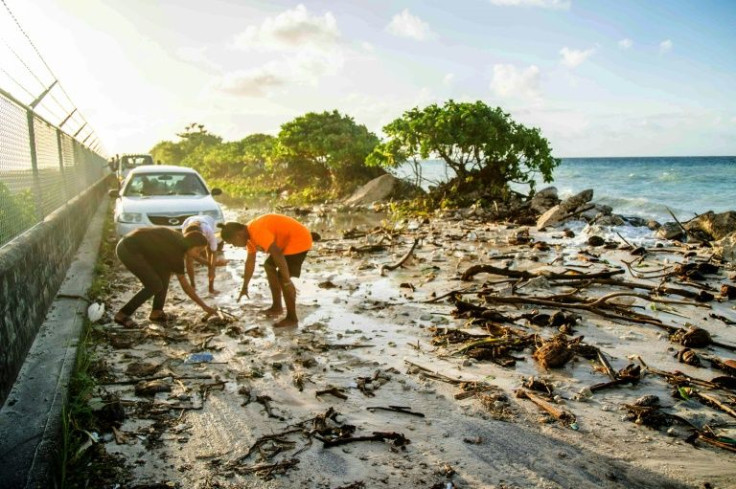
219,214,312,327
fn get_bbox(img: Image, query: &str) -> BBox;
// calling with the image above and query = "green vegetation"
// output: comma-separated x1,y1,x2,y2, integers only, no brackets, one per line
151,112,385,204
149,101,558,209
368,100,560,208
0,184,38,245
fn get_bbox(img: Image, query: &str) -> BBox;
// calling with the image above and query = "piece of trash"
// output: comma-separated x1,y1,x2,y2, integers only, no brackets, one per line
184,352,214,364
87,302,105,322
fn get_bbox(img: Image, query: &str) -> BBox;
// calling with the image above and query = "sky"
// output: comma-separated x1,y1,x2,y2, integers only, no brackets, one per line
1,0,735,158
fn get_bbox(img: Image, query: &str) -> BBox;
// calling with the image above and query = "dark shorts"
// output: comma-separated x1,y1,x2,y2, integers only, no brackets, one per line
264,251,308,278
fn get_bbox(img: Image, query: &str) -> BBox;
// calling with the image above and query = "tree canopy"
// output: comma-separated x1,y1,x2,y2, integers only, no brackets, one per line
367,100,559,200
276,110,383,192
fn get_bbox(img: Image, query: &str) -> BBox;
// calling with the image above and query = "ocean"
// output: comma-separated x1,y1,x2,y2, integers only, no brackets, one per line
394,156,736,225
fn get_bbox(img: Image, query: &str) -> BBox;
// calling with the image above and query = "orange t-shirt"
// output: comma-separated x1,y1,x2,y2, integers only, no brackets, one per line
246,214,312,255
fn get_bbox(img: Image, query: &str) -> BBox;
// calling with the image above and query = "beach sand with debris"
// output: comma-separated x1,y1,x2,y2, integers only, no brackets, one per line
86,207,736,489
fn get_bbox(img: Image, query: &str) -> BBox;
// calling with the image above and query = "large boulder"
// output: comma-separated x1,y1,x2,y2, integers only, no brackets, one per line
344,174,423,206
528,186,560,215
656,222,685,240
536,189,594,229
684,211,736,241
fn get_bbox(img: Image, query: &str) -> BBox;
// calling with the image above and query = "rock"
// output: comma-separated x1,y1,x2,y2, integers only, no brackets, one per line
713,231,736,263
647,220,661,230
621,216,650,227
528,186,560,214
685,211,736,241
343,174,423,206
587,236,605,247
656,222,684,240
536,189,594,229
594,214,626,226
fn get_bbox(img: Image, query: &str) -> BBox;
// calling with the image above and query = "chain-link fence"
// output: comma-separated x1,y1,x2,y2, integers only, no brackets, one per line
0,88,109,247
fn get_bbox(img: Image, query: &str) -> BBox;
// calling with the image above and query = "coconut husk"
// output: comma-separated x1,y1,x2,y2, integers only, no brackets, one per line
676,327,713,348
533,335,579,369
677,348,701,367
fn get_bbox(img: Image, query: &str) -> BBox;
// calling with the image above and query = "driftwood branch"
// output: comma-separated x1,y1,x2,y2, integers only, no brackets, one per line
462,264,624,282
367,405,425,418
516,389,575,425
381,238,420,275
319,431,410,448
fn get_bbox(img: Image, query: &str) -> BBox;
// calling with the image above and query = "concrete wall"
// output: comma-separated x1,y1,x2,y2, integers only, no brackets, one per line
0,176,111,406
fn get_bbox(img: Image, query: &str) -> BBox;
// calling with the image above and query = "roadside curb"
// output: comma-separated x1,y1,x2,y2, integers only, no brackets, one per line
0,198,108,489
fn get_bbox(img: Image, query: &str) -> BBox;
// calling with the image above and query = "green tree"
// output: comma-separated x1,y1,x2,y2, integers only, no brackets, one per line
276,110,383,194
368,100,559,202
150,140,184,166
240,134,277,177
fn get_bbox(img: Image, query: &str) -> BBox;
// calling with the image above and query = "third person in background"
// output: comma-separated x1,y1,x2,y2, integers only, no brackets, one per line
218,214,312,327
181,215,223,294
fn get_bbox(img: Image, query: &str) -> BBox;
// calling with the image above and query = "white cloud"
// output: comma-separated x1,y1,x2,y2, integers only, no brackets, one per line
214,46,344,97
489,0,571,9
618,38,633,49
490,64,541,102
659,39,673,54
221,4,346,97
361,42,374,52
560,47,595,68
386,9,432,41
232,4,339,51
443,73,455,85
215,66,288,97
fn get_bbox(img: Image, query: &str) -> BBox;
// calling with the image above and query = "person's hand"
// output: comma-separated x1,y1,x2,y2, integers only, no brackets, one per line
237,284,249,302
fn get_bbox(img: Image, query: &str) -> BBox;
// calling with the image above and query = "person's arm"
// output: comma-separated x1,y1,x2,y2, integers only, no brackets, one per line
185,254,196,289
267,243,294,288
176,274,217,315
238,251,256,301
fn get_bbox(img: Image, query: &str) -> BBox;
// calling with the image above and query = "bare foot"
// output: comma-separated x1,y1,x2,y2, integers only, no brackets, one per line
260,306,283,317
114,312,139,328
274,317,298,328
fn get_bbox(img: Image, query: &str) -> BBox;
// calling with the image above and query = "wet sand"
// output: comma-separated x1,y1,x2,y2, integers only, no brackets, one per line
91,207,736,488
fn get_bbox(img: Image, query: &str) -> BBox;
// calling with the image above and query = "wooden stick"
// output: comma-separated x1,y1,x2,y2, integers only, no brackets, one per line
461,264,624,282
381,238,420,275
320,431,410,448
516,389,575,424
694,391,736,419
367,406,425,418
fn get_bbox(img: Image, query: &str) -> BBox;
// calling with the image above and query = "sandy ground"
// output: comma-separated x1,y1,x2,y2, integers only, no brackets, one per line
88,207,736,489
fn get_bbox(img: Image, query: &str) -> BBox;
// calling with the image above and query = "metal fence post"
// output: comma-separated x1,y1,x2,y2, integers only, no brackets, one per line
26,109,43,220
56,128,69,203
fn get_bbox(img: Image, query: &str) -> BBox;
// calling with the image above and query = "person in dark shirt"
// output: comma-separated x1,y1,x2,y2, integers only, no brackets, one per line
113,226,217,327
